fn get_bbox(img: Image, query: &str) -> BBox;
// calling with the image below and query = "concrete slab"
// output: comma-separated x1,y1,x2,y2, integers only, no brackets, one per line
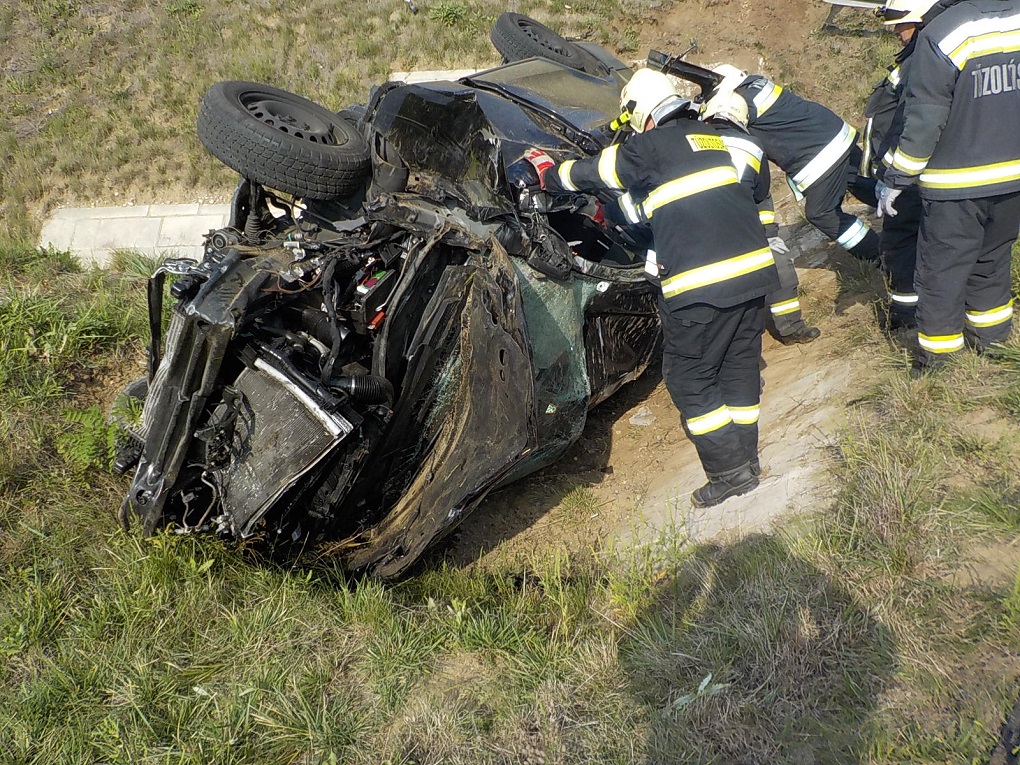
67,205,152,220
157,213,229,248
39,217,78,253
39,203,230,269
389,69,478,83
148,203,201,217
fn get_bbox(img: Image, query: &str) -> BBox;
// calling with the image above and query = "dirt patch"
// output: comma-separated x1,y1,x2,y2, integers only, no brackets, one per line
950,539,1020,592
625,0,889,121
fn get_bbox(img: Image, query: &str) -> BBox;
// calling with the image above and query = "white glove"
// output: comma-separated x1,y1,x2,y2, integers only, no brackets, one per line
767,236,790,255
876,181,901,218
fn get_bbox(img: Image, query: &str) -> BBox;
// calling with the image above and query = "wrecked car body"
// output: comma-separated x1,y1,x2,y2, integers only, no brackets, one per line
116,46,662,578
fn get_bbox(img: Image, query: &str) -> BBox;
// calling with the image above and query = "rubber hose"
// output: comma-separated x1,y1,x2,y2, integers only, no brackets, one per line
331,375,394,405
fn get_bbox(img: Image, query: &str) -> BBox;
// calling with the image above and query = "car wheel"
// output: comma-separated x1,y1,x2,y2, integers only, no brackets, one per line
197,81,371,200
490,13,603,75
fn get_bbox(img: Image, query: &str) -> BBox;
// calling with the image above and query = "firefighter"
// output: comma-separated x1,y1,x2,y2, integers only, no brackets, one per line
524,68,780,507
702,90,822,345
864,0,945,329
881,0,1020,374
710,64,882,267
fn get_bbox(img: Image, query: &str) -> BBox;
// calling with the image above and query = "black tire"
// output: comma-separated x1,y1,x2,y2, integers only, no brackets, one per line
490,13,603,75
197,81,370,200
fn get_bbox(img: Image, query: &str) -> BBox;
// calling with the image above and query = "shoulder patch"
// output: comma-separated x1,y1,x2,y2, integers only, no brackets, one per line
686,133,726,152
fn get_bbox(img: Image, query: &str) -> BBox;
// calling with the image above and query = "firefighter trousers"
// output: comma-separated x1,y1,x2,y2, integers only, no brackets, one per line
659,297,766,477
915,191,1020,368
846,144,879,208
880,184,922,325
766,243,807,337
803,153,880,264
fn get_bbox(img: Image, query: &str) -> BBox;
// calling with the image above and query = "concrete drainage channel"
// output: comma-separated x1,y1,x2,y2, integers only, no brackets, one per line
38,70,478,268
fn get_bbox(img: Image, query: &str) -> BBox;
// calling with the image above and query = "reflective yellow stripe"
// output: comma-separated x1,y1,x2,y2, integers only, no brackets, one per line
642,166,739,219
860,118,874,177
920,159,1020,190
686,405,732,435
759,210,775,225
753,83,782,116
918,333,965,353
770,298,800,316
791,122,856,191
729,405,760,425
943,21,1020,69
644,248,658,277
598,145,623,190
836,218,870,249
728,146,762,178
891,148,930,175
888,291,918,305
888,65,901,87
721,136,763,178
619,192,642,224
557,160,579,191
965,301,1013,327
661,247,774,300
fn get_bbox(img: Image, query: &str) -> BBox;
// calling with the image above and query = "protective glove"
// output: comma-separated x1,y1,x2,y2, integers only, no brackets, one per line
767,236,790,255
876,181,901,218
523,148,555,189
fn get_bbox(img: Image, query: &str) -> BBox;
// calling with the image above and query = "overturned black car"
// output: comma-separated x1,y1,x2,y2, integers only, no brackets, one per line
116,19,676,578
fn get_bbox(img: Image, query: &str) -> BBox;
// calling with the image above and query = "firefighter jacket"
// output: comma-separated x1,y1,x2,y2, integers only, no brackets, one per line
733,75,857,194
884,0,1020,200
543,112,779,309
710,121,780,237
862,38,917,178
867,1,954,179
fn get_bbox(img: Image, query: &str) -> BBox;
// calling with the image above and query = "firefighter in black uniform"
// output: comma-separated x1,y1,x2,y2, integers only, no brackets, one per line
863,0,945,329
525,68,781,507
710,65,882,267
881,0,1020,373
702,89,822,345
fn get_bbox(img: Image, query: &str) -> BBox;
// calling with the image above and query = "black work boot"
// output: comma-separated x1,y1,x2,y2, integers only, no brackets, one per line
691,463,759,508
750,457,762,478
887,310,917,331
778,325,821,345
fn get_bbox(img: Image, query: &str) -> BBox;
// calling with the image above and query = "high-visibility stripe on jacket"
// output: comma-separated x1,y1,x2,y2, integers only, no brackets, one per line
544,114,779,309
733,74,857,192
712,122,780,237
862,36,918,179
884,0,1020,200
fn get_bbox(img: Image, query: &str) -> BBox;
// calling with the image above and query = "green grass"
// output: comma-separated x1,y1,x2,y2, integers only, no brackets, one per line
0,0,626,243
4,3,1020,762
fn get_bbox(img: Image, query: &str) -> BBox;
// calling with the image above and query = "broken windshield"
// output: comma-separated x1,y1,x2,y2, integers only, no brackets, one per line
468,59,623,133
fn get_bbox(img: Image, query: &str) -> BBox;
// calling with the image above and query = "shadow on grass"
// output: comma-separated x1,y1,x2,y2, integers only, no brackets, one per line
622,533,895,765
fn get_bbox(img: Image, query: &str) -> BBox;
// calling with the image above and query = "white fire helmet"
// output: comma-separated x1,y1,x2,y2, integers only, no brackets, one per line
878,0,940,25
702,89,749,129
619,68,683,133
711,63,749,98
